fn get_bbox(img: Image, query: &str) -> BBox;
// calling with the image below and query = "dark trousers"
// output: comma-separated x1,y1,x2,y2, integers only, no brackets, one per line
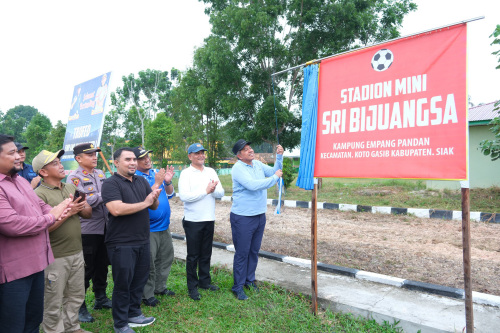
82,234,109,295
0,271,44,333
182,219,215,291
107,243,150,329
230,212,266,292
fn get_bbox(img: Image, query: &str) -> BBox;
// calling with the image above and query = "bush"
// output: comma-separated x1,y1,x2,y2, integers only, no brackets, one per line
282,158,296,189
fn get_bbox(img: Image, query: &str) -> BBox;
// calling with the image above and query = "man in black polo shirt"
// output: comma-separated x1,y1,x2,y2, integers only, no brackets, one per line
102,147,161,333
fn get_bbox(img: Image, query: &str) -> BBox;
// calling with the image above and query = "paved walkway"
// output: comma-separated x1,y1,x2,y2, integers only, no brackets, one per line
172,238,500,333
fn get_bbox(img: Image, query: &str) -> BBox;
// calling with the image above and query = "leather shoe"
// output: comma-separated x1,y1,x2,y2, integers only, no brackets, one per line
142,297,159,307
94,295,112,309
188,288,201,301
78,303,95,323
232,289,248,301
155,288,175,296
200,284,220,291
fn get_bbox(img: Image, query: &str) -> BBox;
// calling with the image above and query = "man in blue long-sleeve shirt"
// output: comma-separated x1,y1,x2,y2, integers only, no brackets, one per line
230,139,283,300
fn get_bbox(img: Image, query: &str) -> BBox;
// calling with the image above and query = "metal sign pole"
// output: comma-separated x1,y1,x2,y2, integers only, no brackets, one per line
462,186,474,332
311,178,318,315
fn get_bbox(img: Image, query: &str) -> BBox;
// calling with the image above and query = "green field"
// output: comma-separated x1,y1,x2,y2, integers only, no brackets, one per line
81,261,403,333
172,175,500,213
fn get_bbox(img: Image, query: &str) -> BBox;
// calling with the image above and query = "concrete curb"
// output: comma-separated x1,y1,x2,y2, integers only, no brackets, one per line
171,232,500,308
211,195,500,223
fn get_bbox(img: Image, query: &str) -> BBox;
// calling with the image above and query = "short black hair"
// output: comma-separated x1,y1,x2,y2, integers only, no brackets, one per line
114,147,135,160
0,134,15,153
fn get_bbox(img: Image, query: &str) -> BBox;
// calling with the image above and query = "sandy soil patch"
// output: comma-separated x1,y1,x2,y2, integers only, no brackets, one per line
168,197,500,295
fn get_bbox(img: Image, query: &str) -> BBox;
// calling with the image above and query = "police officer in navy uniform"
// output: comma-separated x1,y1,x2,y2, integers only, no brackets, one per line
15,142,41,188
66,143,112,322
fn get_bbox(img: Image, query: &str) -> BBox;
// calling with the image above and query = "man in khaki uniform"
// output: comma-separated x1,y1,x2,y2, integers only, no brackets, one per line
67,143,111,322
33,149,92,333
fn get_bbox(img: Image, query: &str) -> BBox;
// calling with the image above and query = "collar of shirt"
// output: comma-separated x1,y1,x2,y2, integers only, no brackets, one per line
39,181,66,190
236,160,255,168
76,165,96,176
188,164,205,173
0,173,16,182
114,172,138,183
135,169,154,177
39,180,73,198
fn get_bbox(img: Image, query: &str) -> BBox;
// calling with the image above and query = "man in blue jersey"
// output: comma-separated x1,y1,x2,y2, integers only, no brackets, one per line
133,147,176,307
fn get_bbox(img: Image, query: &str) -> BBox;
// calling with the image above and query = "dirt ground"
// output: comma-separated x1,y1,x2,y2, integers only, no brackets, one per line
168,197,500,296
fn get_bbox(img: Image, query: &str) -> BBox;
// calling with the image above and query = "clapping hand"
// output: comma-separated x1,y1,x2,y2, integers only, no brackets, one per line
145,189,162,206
206,179,219,194
50,198,73,221
164,166,174,184
154,169,166,186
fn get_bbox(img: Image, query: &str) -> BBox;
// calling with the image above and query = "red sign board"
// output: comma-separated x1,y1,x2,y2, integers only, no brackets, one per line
315,24,467,180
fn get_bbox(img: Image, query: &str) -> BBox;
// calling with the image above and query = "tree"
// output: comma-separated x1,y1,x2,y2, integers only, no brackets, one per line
2,105,38,142
479,25,500,161
46,121,66,152
25,113,53,161
199,0,417,152
145,112,174,168
171,36,239,167
111,69,176,147
99,109,126,171
0,110,4,133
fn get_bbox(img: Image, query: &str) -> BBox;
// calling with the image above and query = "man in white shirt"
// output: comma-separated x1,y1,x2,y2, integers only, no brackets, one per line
178,143,224,301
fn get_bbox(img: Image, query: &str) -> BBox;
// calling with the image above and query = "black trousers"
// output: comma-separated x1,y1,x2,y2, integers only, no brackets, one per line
107,243,150,329
182,219,214,291
82,234,109,295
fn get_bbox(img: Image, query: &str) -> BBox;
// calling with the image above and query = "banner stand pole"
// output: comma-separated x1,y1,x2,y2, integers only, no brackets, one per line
461,186,474,332
98,150,113,174
311,178,318,315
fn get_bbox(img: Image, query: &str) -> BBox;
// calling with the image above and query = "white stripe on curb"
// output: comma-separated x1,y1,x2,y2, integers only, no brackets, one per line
282,256,312,268
372,206,392,214
408,208,430,218
339,204,357,212
356,271,405,287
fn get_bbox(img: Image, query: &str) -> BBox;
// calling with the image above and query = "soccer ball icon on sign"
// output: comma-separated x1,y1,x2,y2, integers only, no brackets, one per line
371,49,393,72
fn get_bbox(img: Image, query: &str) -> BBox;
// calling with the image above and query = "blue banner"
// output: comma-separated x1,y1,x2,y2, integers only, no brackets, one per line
61,72,111,170
296,64,319,190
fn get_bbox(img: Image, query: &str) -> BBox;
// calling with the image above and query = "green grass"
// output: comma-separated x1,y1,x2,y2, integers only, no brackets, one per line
171,175,500,213
81,261,403,332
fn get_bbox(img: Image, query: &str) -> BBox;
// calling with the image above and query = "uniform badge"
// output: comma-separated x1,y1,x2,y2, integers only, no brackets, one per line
83,177,90,181
98,174,104,178
89,193,94,197
83,170,88,175
72,178,80,186
88,187,94,191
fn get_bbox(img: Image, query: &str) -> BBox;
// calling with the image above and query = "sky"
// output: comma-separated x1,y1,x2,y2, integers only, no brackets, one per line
0,0,499,126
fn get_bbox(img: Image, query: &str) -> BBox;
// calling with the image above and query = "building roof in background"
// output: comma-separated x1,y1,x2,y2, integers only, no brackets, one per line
469,101,499,122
